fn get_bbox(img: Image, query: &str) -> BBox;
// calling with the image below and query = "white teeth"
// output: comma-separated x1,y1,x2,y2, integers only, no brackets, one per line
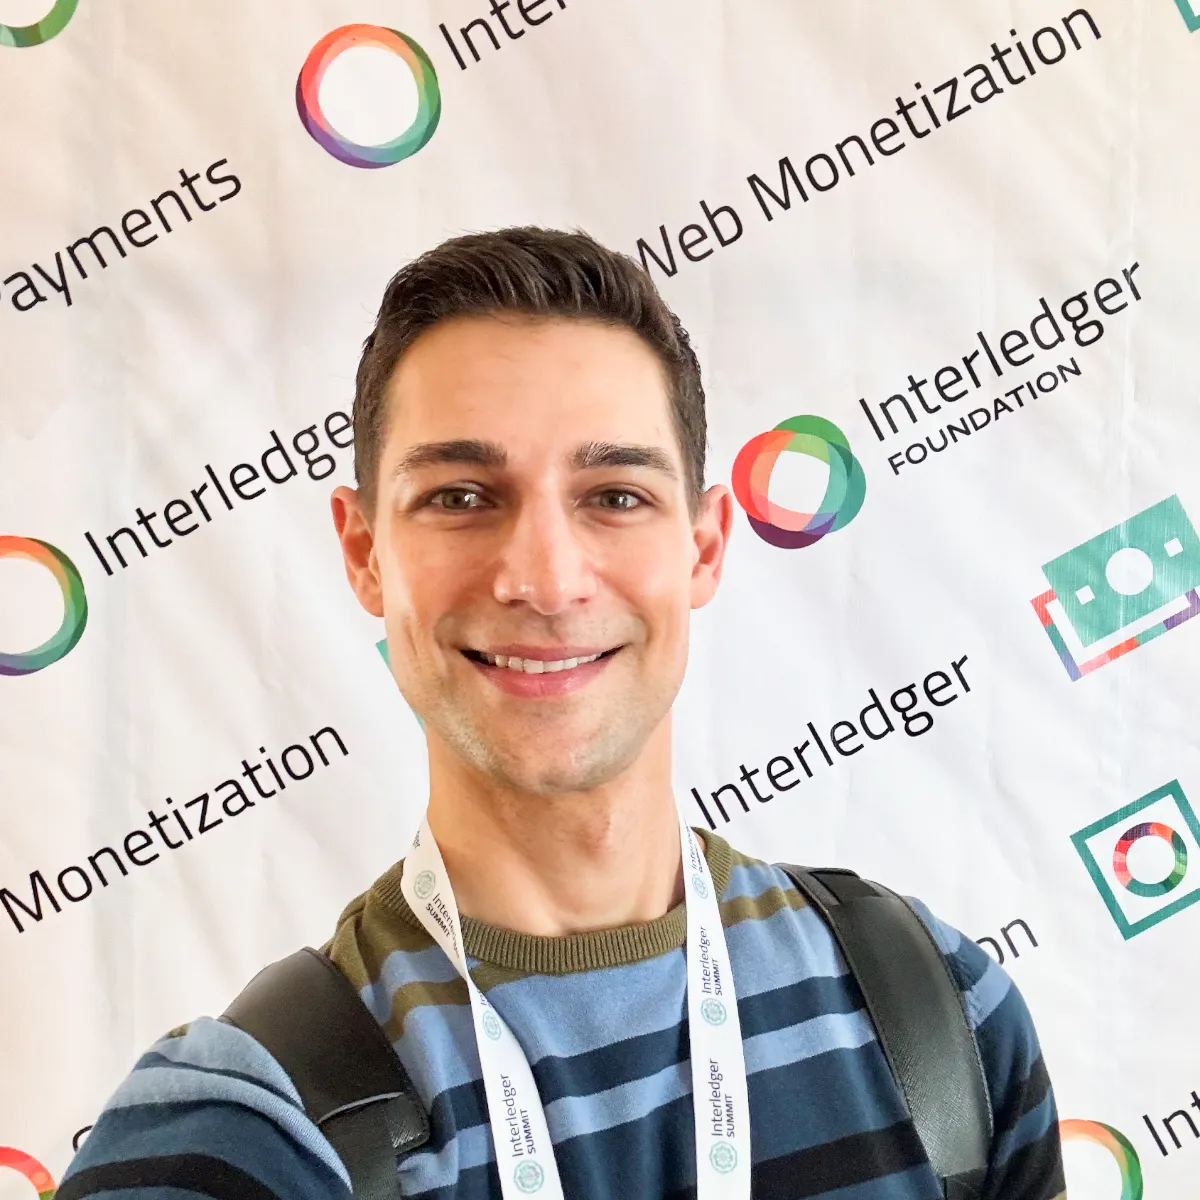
479,652,605,672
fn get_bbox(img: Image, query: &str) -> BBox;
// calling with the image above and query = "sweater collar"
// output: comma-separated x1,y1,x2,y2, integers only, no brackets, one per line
372,828,734,976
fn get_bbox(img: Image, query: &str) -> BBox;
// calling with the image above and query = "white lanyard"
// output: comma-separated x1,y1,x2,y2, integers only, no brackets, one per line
681,817,752,1197
400,816,751,1199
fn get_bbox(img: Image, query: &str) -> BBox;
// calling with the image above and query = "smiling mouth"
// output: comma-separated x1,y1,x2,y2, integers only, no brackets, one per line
461,648,621,674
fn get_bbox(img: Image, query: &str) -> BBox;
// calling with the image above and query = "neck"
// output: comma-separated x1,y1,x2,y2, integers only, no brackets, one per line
423,727,685,937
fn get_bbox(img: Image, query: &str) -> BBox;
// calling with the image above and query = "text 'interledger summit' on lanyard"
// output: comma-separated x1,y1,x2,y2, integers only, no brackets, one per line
400,816,752,1199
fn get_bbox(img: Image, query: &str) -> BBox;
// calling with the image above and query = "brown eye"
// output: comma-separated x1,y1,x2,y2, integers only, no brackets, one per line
593,490,642,511
432,488,486,511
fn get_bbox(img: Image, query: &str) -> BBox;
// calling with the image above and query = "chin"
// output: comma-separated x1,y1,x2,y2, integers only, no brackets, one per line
489,745,630,796
444,714,646,795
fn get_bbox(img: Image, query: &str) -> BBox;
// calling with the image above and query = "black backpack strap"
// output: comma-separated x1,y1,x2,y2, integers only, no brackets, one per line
777,865,992,1200
222,947,430,1200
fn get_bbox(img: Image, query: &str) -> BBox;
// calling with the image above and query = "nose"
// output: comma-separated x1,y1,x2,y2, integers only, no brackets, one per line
492,494,598,614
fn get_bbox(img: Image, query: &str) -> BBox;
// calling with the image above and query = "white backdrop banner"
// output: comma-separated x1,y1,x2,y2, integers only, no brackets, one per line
2,2,1199,1197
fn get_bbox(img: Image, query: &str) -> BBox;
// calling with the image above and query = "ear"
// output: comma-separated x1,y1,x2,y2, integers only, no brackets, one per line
331,485,384,618
690,484,734,610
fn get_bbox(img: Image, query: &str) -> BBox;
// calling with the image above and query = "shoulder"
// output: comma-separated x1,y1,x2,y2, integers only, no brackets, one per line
716,840,1064,1195
713,837,1039,1059
904,896,1043,1058
59,1018,350,1200
906,897,1065,1197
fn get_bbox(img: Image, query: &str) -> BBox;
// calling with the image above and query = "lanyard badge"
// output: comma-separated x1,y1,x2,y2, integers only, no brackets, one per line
401,817,751,1199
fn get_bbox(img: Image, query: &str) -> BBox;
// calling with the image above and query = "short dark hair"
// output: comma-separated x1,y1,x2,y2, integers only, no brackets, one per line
352,227,706,512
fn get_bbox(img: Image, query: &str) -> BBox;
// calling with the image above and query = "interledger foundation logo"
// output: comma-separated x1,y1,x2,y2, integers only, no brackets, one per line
1072,780,1200,940
0,537,87,677
296,25,441,168
1031,495,1200,680
0,0,77,48
730,416,865,549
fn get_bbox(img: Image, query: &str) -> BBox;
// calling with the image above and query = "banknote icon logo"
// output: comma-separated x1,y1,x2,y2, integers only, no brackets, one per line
1032,495,1200,680
1044,496,1200,644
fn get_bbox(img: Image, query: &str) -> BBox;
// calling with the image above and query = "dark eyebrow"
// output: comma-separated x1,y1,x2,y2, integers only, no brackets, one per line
571,441,678,478
391,439,508,478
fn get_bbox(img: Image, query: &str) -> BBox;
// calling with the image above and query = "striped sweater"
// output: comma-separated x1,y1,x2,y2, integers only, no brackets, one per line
59,833,1066,1199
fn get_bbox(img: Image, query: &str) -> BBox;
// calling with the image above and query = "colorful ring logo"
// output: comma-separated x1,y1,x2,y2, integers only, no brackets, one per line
296,25,441,169
1059,1120,1143,1200
0,0,78,48
731,416,866,549
0,537,88,677
0,1147,57,1198
1113,822,1188,897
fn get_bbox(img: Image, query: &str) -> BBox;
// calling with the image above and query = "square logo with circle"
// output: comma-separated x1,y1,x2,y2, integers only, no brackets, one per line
1175,0,1200,32
1030,495,1200,680
1071,780,1200,939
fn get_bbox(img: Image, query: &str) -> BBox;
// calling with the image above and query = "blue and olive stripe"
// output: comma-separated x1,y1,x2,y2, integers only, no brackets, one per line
60,832,1065,1199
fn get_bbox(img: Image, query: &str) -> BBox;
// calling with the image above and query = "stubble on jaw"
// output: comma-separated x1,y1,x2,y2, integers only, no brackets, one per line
422,679,664,798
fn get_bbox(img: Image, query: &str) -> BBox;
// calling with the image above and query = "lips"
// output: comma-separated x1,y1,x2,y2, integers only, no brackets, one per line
474,650,606,674
460,645,622,696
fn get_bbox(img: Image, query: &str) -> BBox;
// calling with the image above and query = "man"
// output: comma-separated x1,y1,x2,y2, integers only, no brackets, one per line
60,228,1065,1199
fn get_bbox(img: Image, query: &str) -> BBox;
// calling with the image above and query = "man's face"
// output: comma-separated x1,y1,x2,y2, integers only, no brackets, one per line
333,315,731,795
